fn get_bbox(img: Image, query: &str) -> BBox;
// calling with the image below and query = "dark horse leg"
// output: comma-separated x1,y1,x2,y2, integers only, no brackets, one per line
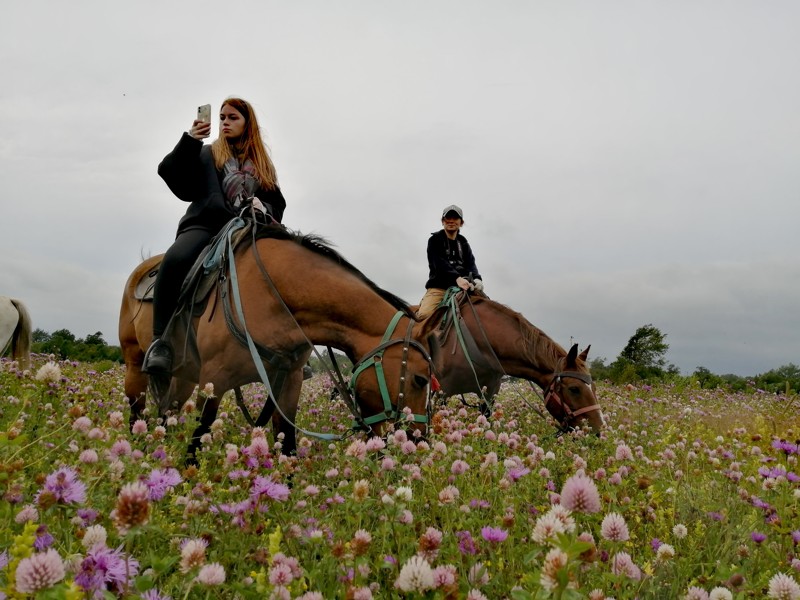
272,367,304,456
187,365,306,462
478,374,503,418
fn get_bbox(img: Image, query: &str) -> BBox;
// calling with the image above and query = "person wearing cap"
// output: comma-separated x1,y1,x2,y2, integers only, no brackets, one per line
416,204,484,319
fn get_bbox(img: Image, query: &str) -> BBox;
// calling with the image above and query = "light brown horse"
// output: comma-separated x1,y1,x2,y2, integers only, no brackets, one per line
427,290,603,433
119,225,441,457
0,296,32,370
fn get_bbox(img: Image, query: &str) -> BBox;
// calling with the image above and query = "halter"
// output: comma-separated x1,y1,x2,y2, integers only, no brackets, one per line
347,311,433,432
541,370,602,431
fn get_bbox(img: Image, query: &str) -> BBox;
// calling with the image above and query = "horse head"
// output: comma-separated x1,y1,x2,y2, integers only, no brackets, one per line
542,343,604,434
349,314,442,440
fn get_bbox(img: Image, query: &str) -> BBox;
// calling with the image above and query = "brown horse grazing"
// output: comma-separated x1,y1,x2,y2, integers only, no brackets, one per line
427,290,604,433
119,224,441,458
0,296,32,370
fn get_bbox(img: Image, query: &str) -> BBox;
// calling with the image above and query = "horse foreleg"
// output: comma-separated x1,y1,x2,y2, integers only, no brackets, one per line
188,393,221,462
272,368,304,456
123,350,148,428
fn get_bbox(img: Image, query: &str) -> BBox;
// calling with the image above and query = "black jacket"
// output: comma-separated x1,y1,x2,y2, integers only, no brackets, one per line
158,133,286,234
424,229,481,289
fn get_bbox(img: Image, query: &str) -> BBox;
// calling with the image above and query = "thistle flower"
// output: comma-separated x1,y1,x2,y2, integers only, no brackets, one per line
15,548,65,593
560,473,602,513
37,466,87,505
145,468,183,501
480,526,508,544
74,544,139,597
601,512,630,542
395,555,434,592
250,477,290,502
768,572,800,599
111,481,150,534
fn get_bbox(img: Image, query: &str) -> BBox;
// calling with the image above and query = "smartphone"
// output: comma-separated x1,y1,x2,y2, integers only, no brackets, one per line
197,104,212,123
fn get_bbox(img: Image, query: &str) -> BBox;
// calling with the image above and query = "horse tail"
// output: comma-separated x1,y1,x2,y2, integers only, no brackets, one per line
10,299,32,369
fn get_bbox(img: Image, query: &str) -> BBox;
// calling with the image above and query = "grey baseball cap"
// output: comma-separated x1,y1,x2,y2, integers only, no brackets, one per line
442,204,463,218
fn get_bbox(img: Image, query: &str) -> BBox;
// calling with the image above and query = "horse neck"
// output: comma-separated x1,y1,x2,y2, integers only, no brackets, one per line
471,300,565,387
289,279,409,362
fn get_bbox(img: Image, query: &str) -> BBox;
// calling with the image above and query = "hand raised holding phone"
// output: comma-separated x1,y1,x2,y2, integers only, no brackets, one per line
189,104,212,140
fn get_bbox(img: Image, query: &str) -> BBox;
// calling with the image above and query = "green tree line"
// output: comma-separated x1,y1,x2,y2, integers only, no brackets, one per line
589,323,799,394
21,324,798,395
31,329,122,363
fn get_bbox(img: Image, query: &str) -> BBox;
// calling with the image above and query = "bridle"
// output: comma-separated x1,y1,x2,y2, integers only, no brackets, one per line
541,370,602,431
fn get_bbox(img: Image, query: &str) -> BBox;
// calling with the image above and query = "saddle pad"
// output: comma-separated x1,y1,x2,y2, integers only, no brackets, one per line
134,262,161,301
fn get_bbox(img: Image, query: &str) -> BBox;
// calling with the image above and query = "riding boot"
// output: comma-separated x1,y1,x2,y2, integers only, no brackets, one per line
142,338,173,375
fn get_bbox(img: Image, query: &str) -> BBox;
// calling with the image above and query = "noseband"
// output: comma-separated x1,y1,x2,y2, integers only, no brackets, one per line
348,311,433,432
542,370,602,430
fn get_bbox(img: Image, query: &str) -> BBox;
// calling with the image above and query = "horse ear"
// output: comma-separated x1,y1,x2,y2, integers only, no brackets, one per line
578,344,591,362
566,343,579,368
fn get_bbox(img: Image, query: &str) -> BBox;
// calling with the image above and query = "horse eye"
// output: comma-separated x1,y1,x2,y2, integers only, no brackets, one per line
413,374,429,389
568,386,581,395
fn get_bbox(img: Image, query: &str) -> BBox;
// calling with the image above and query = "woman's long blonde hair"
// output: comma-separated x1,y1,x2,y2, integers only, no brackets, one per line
211,97,279,189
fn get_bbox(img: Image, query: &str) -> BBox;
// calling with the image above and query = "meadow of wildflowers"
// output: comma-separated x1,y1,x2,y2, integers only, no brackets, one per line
1,355,799,599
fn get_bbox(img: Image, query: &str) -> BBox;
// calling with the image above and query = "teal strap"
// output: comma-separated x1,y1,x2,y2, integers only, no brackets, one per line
225,228,339,441
444,288,491,404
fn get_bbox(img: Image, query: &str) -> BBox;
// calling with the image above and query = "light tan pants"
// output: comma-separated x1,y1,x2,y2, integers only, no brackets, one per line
416,288,446,320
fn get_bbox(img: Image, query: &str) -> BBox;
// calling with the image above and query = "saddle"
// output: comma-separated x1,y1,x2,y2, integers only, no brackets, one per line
133,219,253,304
437,288,499,372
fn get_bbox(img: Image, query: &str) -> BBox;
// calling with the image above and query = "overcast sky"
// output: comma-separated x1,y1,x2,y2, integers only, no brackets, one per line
2,1,798,376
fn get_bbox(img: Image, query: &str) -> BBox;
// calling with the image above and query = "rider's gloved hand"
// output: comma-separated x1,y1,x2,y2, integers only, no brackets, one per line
473,279,484,292
455,276,473,291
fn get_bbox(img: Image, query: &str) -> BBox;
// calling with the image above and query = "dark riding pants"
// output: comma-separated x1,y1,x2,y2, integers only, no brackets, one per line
152,229,215,337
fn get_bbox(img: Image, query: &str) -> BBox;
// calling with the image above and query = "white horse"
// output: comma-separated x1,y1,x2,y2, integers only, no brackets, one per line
0,296,32,369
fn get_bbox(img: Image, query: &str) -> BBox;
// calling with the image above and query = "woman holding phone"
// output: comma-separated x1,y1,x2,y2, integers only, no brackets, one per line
142,97,286,374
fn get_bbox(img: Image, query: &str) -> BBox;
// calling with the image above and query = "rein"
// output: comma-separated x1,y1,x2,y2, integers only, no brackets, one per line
222,214,433,438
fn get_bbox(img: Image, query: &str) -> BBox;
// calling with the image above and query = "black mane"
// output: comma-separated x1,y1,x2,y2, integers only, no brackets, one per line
254,225,415,318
